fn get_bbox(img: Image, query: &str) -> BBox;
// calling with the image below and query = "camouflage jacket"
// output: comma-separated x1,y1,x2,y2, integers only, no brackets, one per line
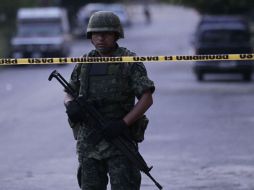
69,45,155,159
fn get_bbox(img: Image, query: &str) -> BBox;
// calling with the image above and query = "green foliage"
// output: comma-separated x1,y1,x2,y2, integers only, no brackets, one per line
163,0,254,14
0,0,38,23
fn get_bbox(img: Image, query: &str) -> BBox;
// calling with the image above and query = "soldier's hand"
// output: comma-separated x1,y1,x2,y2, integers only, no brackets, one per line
103,120,128,140
66,100,83,123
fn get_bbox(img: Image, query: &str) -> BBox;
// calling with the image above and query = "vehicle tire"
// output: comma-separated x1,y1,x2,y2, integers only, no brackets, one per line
243,73,251,82
196,72,204,81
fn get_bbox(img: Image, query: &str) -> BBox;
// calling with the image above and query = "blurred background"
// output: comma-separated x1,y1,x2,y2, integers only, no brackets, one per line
1,0,254,190
1,0,254,58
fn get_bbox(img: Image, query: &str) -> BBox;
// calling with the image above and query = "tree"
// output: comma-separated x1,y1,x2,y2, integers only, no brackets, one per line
0,0,39,24
163,0,254,15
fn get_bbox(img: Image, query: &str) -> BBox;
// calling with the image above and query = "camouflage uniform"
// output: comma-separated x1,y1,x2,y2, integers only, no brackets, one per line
69,45,155,190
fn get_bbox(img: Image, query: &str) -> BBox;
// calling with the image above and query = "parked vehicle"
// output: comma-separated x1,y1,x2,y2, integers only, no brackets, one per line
11,7,71,58
105,3,131,27
74,3,131,38
196,15,249,29
193,15,253,81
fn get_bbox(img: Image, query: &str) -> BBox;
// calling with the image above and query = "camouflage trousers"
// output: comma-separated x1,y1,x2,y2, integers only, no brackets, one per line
79,155,141,190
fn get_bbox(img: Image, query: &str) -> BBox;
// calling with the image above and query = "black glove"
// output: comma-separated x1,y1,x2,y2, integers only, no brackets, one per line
66,100,83,123
103,120,128,140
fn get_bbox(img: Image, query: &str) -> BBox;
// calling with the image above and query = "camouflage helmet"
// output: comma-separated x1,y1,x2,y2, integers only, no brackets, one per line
86,11,124,39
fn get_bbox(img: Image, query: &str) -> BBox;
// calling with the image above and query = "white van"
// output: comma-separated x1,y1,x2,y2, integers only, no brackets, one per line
11,7,71,58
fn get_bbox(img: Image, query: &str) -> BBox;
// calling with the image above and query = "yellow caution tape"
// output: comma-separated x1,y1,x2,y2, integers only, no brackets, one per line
1,54,254,65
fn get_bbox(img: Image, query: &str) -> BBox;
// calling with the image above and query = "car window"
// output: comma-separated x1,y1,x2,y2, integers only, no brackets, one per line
201,30,249,43
18,20,62,37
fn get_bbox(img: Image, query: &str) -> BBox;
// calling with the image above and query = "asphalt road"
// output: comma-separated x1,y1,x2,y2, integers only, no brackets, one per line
1,4,254,190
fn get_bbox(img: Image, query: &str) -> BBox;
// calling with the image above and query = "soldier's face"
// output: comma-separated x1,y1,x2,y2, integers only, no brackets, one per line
91,32,117,54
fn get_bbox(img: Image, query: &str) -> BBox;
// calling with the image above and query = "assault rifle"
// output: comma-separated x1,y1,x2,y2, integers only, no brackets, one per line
48,70,163,190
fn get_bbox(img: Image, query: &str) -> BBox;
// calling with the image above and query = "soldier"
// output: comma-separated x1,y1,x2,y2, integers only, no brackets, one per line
64,11,155,190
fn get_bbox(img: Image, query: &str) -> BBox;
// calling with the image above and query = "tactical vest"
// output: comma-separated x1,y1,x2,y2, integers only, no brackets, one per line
73,47,149,142
76,47,135,119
